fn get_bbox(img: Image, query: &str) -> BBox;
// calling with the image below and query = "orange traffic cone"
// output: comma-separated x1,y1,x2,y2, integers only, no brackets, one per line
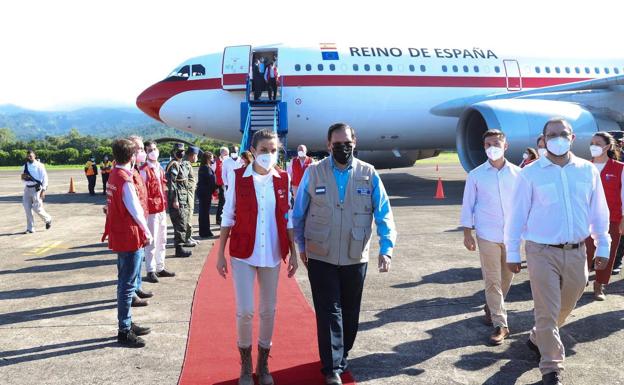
434,177,445,199
68,177,76,193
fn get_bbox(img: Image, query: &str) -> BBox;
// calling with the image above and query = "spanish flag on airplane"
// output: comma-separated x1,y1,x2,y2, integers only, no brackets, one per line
320,43,339,60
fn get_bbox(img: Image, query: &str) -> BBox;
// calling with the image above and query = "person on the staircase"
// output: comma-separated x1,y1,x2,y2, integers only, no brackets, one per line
288,144,313,200
252,57,263,101
215,146,229,225
84,157,98,196
264,62,279,101
216,129,299,385
166,143,193,258
100,155,113,194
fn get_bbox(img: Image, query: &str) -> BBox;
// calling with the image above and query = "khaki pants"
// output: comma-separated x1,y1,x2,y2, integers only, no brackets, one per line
477,237,514,327
231,258,280,349
23,186,51,232
526,241,588,375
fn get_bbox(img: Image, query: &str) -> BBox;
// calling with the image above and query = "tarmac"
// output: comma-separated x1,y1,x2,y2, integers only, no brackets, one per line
0,164,622,385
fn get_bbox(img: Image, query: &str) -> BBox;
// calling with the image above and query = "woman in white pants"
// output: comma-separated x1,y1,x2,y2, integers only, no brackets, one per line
217,129,298,385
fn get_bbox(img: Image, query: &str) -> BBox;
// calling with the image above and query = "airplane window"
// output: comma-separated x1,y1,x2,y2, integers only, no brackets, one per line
615,68,620,74
409,65,415,72
191,64,205,76
463,65,469,73
376,64,382,71
575,67,580,74
555,67,561,74
545,67,551,73
442,65,448,73
585,67,590,74
164,65,190,81
452,65,458,72
595,67,600,74
364,64,371,71
305,64,312,71
318,64,324,71
387,64,393,72
535,66,541,74
604,67,610,74
420,65,426,72
353,64,359,71
177,65,190,77
565,67,571,74
494,66,500,73
295,64,301,71
329,64,336,71
473,65,479,73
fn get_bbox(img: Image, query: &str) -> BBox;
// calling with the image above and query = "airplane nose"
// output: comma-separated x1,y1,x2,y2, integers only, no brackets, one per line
136,82,166,122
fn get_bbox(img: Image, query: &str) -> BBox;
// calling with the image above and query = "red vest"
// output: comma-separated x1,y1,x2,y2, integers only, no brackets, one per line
132,167,149,216
229,167,290,260
600,158,623,223
140,163,167,214
215,158,224,186
291,157,312,187
102,167,147,252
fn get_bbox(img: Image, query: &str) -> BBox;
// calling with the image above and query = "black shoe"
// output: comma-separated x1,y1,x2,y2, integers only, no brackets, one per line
542,371,563,385
325,373,342,385
136,289,153,299
175,246,192,258
45,220,52,230
156,269,176,278
145,272,159,283
131,296,149,307
24,230,34,234
117,329,146,348
130,322,151,336
199,231,215,238
526,338,541,360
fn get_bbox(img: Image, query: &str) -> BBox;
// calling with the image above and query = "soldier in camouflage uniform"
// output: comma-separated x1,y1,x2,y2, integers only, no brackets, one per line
183,146,200,247
166,143,192,258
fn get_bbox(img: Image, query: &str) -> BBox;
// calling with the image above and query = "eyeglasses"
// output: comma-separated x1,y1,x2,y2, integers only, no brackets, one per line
545,132,571,140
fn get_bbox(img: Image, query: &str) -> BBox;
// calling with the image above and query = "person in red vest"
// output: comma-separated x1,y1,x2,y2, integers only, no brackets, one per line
288,144,313,200
519,147,538,168
215,146,229,225
102,138,153,348
216,129,298,385
140,140,176,283
586,131,624,300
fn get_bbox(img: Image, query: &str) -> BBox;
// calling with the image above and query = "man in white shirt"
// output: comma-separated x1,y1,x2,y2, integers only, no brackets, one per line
460,129,520,346
505,118,611,385
21,149,52,233
222,145,243,189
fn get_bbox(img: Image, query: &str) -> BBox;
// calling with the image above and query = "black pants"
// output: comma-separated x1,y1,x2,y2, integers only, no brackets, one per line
614,235,624,270
197,195,212,237
216,186,225,224
307,259,367,375
87,175,96,195
102,173,109,193
268,78,277,100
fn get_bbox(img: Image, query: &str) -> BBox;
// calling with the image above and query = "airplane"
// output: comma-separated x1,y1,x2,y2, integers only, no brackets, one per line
136,43,624,171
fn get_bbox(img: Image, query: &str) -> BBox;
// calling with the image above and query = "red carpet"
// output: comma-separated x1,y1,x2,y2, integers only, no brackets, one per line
178,241,356,385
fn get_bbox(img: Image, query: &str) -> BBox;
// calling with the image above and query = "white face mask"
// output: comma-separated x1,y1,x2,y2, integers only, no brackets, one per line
148,148,159,161
230,152,238,159
547,137,572,156
522,153,529,160
485,146,504,161
590,145,605,158
255,153,277,171
538,148,548,157
136,149,147,163
298,151,306,158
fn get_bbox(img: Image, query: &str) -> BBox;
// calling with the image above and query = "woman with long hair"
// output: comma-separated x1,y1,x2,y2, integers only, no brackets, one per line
216,129,298,385
197,151,217,238
520,147,539,168
587,131,624,300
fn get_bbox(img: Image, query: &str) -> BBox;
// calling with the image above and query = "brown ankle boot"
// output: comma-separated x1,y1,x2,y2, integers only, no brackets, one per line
593,281,606,301
256,345,274,385
238,346,253,385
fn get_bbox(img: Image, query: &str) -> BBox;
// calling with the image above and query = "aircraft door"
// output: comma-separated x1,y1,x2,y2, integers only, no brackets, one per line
503,59,522,91
222,45,251,90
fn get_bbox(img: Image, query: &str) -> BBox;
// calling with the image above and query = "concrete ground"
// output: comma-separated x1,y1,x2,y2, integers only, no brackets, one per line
0,164,622,385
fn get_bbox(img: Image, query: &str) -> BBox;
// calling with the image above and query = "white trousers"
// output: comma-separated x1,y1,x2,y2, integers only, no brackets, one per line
144,211,167,273
231,258,280,349
23,187,51,232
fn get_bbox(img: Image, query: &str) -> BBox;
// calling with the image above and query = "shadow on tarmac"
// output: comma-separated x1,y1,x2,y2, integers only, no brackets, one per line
0,299,116,327
25,249,113,261
0,259,117,275
0,337,118,367
0,280,116,301
391,267,483,289
0,193,106,205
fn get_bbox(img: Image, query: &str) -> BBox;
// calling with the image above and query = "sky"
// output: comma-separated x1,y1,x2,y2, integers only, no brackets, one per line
0,0,621,110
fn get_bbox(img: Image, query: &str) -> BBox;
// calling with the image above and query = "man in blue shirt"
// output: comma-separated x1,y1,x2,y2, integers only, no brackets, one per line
293,123,397,385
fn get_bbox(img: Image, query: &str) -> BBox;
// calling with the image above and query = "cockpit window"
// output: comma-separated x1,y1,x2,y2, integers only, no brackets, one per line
164,65,191,81
191,64,205,77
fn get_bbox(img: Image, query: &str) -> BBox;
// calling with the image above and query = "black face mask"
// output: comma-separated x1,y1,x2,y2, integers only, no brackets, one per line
175,150,185,159
332,143,353,165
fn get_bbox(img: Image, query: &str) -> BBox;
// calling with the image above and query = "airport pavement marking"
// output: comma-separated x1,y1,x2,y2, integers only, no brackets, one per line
23,240,65,256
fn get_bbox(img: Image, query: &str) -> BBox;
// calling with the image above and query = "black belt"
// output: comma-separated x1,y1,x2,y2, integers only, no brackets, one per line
547,243,582,250
26,184,38,188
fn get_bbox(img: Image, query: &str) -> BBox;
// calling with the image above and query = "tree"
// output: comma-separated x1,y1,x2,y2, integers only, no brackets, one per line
10,149,27,164
0,128,16,149
0,150,10,166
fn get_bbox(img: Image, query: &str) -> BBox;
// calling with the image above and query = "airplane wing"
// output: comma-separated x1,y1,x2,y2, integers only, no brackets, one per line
431,74,624,122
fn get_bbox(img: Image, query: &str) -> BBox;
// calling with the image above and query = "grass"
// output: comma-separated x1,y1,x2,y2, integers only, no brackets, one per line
417,152,459,165
0,164,85,171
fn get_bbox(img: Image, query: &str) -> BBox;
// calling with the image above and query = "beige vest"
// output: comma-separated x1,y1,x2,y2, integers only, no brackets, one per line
304,157,375,265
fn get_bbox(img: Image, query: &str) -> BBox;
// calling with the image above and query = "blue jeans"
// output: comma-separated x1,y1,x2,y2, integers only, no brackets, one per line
117,249,144,331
